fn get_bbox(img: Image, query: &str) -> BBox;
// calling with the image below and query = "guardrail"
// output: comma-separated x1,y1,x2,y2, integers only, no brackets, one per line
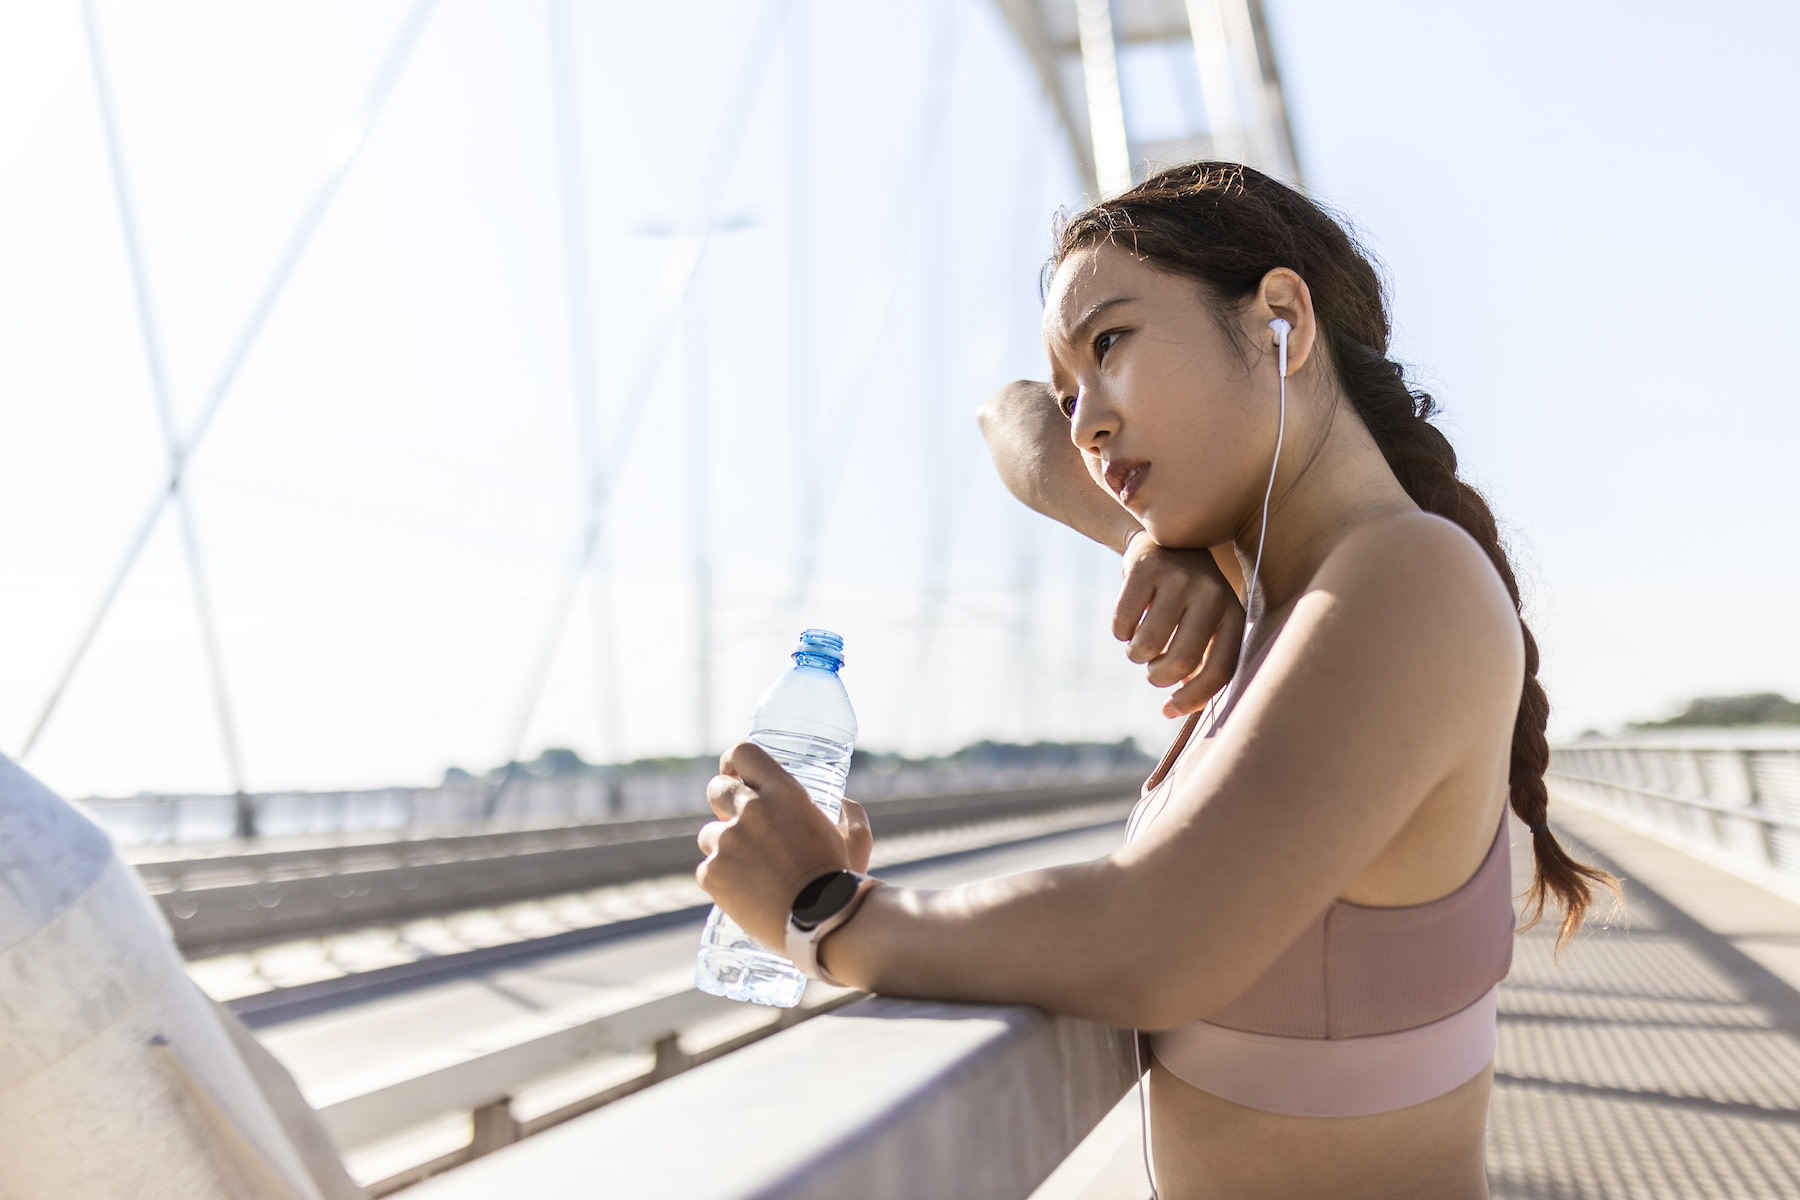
86,758,1149,846
320,979,862,1196
1550,734,1800,888
142,777,1143,957
401,995,1137,1200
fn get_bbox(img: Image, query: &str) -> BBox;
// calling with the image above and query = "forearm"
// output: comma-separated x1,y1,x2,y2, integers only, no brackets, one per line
977,380,1142,554
818,859,1166,1029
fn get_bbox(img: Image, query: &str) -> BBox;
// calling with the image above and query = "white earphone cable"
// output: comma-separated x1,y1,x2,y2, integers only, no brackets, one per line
1206,324,1287,737
1134,323,1289,1197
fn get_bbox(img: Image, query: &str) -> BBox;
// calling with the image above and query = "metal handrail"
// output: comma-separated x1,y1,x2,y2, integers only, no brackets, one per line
1549,771,1800,833
1549,741,1800,886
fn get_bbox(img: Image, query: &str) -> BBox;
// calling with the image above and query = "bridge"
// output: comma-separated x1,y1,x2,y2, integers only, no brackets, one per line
56,734,1800,1197
4,0,1795,1197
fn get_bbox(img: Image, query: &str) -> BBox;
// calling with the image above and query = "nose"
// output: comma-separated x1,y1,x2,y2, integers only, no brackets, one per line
1068,385,1115,454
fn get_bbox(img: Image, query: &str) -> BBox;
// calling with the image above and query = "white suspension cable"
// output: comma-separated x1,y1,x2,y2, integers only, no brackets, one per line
78,0,250,809
488,0,794,813
20,0,438,761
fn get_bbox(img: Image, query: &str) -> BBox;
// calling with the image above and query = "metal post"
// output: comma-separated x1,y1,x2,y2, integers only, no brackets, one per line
1183,0,1243,162
21,0,438,762
686,271,714,755
1075,0,1133,195
546,0,625,775
489,4,792,817
786,0,817,629
81,0,254,813
469,1098,519,1157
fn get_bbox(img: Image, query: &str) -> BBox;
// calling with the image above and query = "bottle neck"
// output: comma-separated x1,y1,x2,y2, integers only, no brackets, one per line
793,652,842,673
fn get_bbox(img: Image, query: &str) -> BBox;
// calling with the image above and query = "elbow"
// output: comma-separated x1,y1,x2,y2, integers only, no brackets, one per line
1110,975,1199,1033
974,395,999,438
1103,951,1247,1033
976,379,1052,432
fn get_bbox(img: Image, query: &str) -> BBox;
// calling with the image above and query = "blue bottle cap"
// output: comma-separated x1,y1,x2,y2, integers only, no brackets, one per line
794,628,845,668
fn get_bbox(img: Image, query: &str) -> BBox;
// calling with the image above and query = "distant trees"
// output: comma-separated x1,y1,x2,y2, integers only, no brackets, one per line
440,738,1154,786
1631,692,1800,729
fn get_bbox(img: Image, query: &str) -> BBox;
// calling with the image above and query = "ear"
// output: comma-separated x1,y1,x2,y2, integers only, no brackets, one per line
1251,268,1318,377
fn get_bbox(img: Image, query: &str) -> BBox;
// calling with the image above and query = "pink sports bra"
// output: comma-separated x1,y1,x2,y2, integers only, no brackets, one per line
1130,713,1515,1118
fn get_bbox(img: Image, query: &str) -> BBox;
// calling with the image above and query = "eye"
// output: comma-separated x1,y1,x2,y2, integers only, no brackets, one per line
1094,329,1124,361
1057,393,1077,420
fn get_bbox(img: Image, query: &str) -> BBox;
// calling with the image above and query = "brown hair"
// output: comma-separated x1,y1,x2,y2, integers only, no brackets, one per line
1053,161,1618,948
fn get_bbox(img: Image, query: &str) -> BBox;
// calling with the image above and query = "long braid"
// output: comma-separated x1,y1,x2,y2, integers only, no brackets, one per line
1055,160,1620,950
1333,341,1620,948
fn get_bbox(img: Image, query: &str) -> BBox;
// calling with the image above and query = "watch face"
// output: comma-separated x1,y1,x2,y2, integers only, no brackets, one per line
792,871,859,929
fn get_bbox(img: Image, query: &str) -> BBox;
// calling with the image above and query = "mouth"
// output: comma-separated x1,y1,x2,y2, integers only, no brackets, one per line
1104,459,1150,506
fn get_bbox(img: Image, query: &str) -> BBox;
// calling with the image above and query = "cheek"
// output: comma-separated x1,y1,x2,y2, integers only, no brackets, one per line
1148,400,1271,544
1082,450,1106,485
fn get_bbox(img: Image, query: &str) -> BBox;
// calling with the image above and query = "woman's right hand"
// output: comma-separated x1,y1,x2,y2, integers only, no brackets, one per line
1116,533,1245,717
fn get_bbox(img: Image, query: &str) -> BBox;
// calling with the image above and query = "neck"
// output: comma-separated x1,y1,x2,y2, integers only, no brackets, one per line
1227,397,1415,617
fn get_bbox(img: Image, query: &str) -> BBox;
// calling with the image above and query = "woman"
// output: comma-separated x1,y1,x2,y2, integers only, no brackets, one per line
695,162,1615,1199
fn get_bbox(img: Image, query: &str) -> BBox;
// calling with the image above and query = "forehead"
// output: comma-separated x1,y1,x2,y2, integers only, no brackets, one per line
1041,242,1191,350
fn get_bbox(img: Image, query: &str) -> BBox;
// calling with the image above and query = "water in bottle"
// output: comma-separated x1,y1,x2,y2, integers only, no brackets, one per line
695,628,857,1007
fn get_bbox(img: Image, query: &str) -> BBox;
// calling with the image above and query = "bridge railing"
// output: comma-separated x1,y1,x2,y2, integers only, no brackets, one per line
85,757,1149,846
402,994,1138,1200
133,780,1138,958
1550,733,1800,890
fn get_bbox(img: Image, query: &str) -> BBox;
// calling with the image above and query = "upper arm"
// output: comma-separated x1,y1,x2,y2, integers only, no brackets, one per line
1112,514,1524,1027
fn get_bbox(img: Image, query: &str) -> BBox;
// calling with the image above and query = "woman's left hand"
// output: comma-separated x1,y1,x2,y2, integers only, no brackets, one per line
696,742,866,952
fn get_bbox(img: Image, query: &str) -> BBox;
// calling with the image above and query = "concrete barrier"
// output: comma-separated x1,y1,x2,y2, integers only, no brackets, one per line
404,996,1137,1200
138,779,1142,956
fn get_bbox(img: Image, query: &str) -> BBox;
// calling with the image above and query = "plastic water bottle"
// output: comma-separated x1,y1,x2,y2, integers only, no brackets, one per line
695,628,857,1008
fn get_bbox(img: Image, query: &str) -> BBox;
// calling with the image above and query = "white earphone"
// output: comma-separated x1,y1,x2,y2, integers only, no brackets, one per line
1205,316,1291,736
1134,314,1300,1200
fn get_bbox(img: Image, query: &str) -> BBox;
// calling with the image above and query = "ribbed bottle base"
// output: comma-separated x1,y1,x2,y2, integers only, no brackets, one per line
694,944,807,1008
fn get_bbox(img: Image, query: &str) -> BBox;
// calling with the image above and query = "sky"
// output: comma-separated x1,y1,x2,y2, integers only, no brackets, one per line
1,0,1794,799
1265,0,1800,739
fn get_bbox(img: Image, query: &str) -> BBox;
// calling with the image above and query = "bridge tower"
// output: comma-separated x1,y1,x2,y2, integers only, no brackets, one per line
994,0,1303,195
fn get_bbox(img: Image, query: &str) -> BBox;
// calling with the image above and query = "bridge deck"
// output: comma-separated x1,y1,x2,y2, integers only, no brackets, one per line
1038,803,1800,1199
1488,803,1800,1199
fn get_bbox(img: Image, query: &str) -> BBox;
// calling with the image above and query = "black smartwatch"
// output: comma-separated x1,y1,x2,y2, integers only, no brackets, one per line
785,870,881,982
790,870,863,930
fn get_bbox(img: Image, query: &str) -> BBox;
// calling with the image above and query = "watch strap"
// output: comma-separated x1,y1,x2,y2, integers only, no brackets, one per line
785,872,881,985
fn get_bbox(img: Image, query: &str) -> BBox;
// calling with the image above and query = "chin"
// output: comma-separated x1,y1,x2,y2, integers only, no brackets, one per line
1141,515,1214,553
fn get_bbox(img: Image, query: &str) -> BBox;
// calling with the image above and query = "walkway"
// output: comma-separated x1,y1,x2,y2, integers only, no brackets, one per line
1488,801,1800,1198
1038,801,1800,1199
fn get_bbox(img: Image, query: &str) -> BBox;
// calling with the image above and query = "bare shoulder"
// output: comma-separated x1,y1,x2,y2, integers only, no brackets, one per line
1311,509,1524,688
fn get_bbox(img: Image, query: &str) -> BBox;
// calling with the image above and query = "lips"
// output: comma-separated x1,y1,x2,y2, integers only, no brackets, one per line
1104,459,1149,505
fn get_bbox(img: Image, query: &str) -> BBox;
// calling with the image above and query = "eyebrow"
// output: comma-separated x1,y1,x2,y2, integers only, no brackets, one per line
1048,295,1137,394
1067,295,1137,345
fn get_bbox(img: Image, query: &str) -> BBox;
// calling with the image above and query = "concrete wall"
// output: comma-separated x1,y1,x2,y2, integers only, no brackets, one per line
405,995,1138,1200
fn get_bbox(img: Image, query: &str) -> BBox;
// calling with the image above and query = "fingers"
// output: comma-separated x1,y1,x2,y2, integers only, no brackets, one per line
697,819,730,859
717,741,808,811
1126,585,1182,666
838,799,873,874
706,773,750,821
1109,540,1250,704
1113,569,1157,645
1144,589,1226,687
1161,611,1246,716
719,740,781,786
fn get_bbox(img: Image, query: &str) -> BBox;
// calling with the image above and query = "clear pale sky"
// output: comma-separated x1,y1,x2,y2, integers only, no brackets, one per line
2,0,1794,799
